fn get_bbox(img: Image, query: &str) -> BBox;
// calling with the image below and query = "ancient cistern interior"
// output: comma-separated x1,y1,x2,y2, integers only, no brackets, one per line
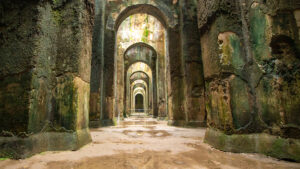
0,0,300,169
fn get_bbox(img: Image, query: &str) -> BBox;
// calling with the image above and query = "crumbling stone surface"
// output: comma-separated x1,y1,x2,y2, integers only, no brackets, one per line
200,0,300,161
197,0,240,31
0,0,94,158
0,0,39,134
205,128,300,162
1,0,300,162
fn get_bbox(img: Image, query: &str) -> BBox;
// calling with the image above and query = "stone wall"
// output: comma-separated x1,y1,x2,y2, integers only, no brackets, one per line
0,0,39,136
0,0,94,158
198,0,300,161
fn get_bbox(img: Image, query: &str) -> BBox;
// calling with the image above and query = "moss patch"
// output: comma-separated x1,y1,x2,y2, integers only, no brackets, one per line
204,128,300,162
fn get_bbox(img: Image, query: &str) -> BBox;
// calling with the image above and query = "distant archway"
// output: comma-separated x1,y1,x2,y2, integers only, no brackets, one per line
106,2,177,119
135,94,144,112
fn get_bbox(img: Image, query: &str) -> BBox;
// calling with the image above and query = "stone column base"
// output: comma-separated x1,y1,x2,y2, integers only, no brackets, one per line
168,120,206,127
204,128,300,162
185,121,207,127
0,128,91,159
89,119,114,128
168,120,187,127
157,116,168,121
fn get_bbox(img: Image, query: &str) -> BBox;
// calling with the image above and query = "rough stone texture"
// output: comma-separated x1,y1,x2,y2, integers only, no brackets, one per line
1,0,300,163
197,0,240,32
200,11,251,133
0,0,94,158
249,2,300,139
0,0,38,135
0,128,90,159
205,128,300,162
167,25,186,126
180,0,206,127
102,29,115,123
199,0,300,161
89,0,106,127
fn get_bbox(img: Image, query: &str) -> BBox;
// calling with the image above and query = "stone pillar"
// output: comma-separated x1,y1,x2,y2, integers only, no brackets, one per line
167,26,186,126
157,53,167,118
103,29,116,125
89,0,106,127
152,63,158,117
180,0,206,127
0,0,94,158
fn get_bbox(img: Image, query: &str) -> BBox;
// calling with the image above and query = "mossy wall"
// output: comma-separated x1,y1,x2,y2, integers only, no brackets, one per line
199,0,300,135
198,0,300,161
250,2,300,139
200,12,251,133
28,0,93,133
0,1,39,135
0,0,94,158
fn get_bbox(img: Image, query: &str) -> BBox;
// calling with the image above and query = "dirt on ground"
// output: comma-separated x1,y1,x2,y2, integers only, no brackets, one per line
0,117,300,169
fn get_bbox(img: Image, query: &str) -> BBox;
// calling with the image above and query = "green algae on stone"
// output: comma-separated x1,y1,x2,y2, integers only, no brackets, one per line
250,3,270,62
204,128,300,162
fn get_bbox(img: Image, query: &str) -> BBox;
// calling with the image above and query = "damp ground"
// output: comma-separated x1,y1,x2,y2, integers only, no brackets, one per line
0,117,299,169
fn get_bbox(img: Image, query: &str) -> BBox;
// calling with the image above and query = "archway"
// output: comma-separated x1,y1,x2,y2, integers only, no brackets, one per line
113,12,166,118
126,62,153,116
100,1,184,123
115,14,165,119
135,94,144,112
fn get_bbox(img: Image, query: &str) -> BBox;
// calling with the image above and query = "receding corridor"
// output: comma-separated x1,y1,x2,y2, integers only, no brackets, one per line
1,115,299,169
1,0,300,167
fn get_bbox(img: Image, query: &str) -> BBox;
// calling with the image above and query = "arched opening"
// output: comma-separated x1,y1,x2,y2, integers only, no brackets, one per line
135,94,144,112
114,4,169,31
126,62,152,116
100,1,186,125
114,12,167,118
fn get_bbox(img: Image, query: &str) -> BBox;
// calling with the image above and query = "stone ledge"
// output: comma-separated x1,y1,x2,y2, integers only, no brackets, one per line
204,128,300,162
0,128,91,159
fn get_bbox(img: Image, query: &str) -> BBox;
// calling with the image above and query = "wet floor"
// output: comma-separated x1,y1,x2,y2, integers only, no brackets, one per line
0,117,299,169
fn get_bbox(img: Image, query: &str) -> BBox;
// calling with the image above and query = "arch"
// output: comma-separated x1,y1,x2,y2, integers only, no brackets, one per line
131,80,148,95
124,42,158,59
133,88,146,112
131,79,148,86
124,42,157,73
133,87,146,94
135,94,144,110
130,71,149,84
127,62,153,78
132,83,147,90
131,81,148,107
125,62,156,116
107,3,178,31
111,3,170,119
130,71,150,80
127,60,152,69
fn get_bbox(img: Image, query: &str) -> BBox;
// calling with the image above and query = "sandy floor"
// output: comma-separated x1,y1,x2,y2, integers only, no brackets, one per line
0,117,300,169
